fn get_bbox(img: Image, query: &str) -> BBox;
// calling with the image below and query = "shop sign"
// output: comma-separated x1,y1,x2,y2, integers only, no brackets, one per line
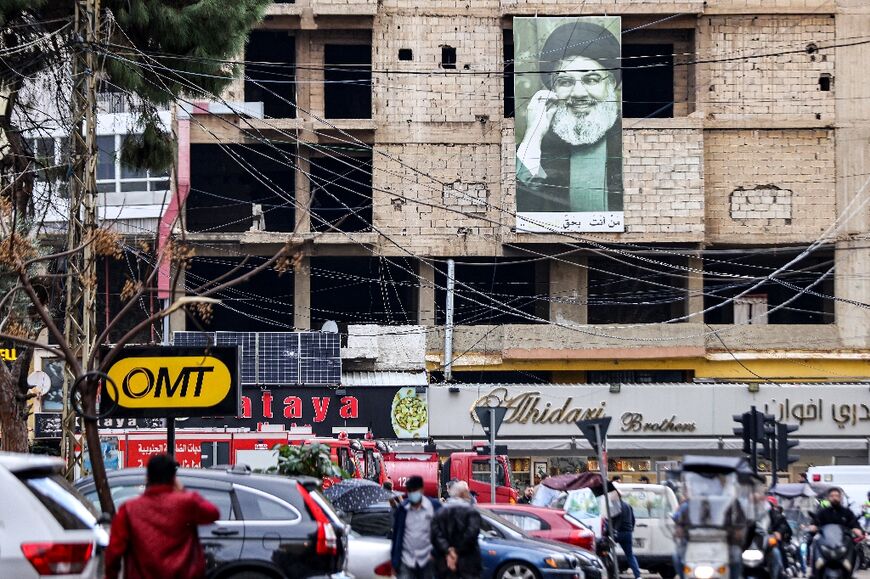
34,412,62,439
182,386,428,439
430,384,870,438
102,346,240,418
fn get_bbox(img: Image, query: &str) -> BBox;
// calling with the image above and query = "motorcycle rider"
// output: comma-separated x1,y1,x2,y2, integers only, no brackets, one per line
808,488,865,578
766,497,792,579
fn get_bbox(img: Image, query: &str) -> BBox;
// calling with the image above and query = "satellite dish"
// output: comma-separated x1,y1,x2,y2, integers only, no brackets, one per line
320,320,339,333
28,371,51,395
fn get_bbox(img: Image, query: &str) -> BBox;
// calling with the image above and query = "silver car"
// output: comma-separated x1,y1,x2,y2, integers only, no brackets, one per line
346,532,395,578
0,452,108,578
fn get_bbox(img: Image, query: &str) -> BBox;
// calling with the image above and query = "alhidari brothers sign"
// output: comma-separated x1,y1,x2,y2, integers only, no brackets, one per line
428,384,870,438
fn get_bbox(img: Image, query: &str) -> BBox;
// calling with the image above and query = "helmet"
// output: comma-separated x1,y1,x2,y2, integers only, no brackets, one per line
767,496,779,507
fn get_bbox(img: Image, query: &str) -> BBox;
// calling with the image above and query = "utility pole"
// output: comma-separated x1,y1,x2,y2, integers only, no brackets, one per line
443,259,455,381
62,0,101,481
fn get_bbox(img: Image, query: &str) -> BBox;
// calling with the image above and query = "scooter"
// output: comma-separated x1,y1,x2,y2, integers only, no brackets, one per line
812,524,855,579
742,528,780,579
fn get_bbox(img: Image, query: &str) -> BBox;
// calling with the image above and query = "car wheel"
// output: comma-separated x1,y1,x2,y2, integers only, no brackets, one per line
659,567,677,579
497,562,540,579
226,572,273,579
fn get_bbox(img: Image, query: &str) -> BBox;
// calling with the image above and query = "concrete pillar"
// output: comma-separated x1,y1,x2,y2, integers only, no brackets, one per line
549,256,587,325
294,32,312,233
835,2,870,348
687,255,704,323
418,260,436,326
294,256,311,330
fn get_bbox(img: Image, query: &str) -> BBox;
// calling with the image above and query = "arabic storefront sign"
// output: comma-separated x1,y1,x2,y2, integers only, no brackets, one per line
430,384,870,438
101,346,240,418
182,386,429,439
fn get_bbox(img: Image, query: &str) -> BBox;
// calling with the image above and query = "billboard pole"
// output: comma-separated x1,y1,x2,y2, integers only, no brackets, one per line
595,424,618,576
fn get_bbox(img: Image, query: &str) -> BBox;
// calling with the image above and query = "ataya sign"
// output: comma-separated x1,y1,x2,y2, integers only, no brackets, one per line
183,386,429,439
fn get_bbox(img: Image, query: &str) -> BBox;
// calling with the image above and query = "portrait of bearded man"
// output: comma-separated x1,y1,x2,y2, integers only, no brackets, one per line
515,19,623,214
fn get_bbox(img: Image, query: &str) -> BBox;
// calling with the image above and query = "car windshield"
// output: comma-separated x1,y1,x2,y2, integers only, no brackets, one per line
564,488,601,519
621,489,671,519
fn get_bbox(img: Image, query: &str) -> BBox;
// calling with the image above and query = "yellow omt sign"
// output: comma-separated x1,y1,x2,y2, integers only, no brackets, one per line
106,356,232,409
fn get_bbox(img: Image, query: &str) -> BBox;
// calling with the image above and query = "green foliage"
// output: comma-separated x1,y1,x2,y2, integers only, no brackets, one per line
104,0,268,105
270,442,346,480
121,112,175,173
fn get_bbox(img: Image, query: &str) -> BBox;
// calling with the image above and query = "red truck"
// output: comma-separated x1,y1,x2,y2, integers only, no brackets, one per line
384,449,517,504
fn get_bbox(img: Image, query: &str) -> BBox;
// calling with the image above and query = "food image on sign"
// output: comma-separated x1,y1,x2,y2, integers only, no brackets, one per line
391,387,429,439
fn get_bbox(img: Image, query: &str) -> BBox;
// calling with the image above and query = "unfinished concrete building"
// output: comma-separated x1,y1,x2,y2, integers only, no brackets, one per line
164,0,870,474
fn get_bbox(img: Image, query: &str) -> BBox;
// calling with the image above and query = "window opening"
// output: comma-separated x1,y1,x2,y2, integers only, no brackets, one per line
441,45,457,69
324,44,372,119
245,30,296,118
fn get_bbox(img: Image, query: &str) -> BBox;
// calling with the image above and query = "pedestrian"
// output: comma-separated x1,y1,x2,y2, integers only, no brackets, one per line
431,480,482,579
611,475,622,483
105,454,220,579
391,475,441,579
639,476,650,484
798,472,808,484
613,492,641,579
518,485,535,504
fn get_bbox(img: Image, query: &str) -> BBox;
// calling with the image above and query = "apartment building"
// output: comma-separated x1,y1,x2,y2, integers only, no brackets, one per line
158,0,870,479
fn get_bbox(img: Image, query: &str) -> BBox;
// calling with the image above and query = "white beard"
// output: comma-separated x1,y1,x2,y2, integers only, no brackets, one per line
550,94,619,146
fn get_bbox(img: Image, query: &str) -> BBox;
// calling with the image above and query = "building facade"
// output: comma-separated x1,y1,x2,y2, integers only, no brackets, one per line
160,0,870,482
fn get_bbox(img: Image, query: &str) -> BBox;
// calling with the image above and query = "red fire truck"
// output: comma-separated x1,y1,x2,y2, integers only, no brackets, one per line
384,446,517,503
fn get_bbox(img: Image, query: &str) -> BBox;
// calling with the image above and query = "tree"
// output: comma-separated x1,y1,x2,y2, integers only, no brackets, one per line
0,0,281,514
271,443,347,480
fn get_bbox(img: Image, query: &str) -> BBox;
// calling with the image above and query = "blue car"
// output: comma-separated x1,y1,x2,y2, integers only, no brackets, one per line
345,502,586,579
478,508,590,579
479,508,606,579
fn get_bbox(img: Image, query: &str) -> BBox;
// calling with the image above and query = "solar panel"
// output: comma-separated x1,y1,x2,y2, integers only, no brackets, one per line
172,331,215,347
258,332,300,385
172,331,339,385
300,333,341,384
215,332,258,384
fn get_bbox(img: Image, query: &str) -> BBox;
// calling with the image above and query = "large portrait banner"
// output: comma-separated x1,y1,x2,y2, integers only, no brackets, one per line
514,17,624,233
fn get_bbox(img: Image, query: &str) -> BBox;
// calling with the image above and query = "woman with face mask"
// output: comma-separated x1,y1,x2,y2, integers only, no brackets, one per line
391,475,442,579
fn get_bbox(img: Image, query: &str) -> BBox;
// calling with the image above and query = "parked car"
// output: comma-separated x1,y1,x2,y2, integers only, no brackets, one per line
0,452,107,579
75,466,348,578
344,501,592,579
345,532,394,578
614,483,679,579
487,504,596,551
481,507,606,579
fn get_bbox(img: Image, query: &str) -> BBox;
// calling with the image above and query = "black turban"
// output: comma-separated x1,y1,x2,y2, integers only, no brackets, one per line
539,20,622,89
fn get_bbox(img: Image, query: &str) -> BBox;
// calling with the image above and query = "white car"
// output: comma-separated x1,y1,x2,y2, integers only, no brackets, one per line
0,452,108,578
615,483,679,579
346,532,394,578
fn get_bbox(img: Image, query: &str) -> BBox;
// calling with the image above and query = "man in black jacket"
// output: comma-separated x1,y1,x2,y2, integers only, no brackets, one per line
808,488,865,578
810,489,863,535
431,481,482,579
613,495,641,579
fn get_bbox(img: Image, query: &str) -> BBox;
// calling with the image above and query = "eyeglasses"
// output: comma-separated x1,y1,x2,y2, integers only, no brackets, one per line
553,72,610,90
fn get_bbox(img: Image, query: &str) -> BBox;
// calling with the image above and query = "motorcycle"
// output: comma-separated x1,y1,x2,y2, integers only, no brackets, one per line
741,529,779,579
668,455,765,579
812,524,855,579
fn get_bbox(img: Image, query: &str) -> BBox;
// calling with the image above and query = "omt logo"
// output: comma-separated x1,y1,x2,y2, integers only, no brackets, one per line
106,356,232,409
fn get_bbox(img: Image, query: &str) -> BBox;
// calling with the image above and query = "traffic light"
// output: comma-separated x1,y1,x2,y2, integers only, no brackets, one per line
776,422,800,466
758,414,777,461
733,412,752,454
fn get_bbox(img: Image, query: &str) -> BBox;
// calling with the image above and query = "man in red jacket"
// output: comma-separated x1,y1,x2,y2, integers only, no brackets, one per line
105,454,220,579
